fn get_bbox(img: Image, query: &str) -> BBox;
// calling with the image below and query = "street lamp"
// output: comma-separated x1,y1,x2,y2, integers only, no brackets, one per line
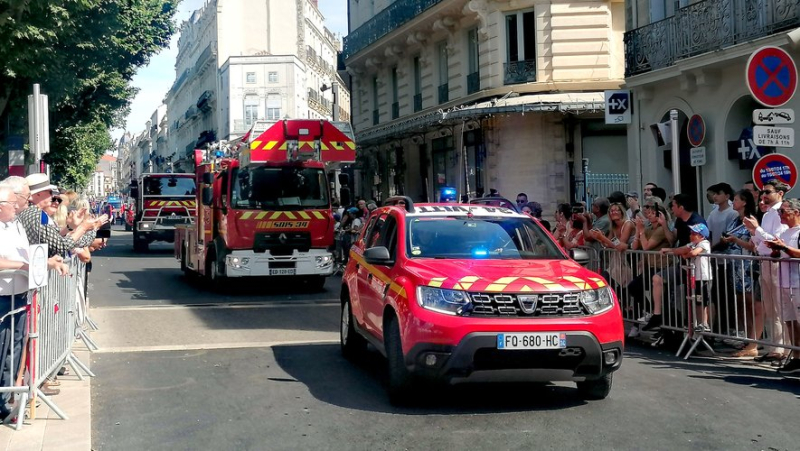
320,81,338,121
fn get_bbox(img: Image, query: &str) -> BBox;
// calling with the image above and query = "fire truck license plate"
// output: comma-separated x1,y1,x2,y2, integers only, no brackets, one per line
269,268,296,276
496,333,566,350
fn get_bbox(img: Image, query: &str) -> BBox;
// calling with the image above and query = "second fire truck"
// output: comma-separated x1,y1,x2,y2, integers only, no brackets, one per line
175,119,356,290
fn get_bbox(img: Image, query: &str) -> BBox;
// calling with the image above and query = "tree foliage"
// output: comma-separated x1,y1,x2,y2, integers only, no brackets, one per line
0,0,178,188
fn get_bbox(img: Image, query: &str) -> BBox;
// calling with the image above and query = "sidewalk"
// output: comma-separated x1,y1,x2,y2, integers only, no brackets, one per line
0,350,92,451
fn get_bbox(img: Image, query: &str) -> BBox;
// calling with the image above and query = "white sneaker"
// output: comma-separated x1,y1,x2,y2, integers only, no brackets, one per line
628,325,640,338
637,313,652,323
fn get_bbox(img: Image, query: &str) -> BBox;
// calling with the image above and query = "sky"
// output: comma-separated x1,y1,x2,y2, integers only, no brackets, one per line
112,0,348,141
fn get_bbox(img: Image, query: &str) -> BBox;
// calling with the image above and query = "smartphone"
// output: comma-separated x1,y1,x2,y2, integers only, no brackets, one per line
96,228,111,239
571,205,584,215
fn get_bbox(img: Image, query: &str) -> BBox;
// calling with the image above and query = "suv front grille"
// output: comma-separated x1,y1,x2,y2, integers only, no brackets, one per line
467,292,587,317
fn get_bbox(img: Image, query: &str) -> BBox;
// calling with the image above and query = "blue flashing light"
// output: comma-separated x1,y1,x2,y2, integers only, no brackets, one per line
472,248,488,258
439,186,457,203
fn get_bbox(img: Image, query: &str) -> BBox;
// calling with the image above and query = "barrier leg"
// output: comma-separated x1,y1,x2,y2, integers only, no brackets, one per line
77,329,99,352
684,333,715,359
35,388,67,420
676,332,692,357
85,315,99,331
68,353,95,378
13,392,27,430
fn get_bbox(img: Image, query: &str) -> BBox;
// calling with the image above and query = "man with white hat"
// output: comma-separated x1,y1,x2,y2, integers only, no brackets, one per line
17,173,96,257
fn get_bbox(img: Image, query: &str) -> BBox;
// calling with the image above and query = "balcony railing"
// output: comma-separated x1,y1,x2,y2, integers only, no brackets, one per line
373,109,380,125
392,101,400,119
413,93,422,112
504,60,536,85
438,83,449,104
625,0,800,77
467,71,480,94
343,0,446,60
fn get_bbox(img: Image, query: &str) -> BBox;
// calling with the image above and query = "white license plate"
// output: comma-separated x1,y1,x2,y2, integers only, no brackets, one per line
497,332,567,350
269,268,296,276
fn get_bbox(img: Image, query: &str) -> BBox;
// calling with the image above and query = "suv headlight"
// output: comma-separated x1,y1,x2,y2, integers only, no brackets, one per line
579,287,614,314
416,286,470,316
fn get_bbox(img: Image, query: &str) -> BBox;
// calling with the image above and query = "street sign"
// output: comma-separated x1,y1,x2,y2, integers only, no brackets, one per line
687,114,706,147
753,125,794,147
753,108,795,125
690,147,706,167
752,153,798,190
746,46,798,107
604,90,631,124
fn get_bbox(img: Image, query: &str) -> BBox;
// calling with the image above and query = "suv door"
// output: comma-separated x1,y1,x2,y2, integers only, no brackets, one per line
349,214,377,329
362,213,399,337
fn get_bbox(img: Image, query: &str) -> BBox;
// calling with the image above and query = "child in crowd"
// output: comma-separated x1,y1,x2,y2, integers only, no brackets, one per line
661,223,713,330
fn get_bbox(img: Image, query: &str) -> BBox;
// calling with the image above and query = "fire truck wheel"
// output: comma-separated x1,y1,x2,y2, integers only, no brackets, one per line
205,251,226,292
307,276,326,292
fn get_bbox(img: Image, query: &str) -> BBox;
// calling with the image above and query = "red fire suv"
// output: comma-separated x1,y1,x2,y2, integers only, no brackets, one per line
340,197,624,404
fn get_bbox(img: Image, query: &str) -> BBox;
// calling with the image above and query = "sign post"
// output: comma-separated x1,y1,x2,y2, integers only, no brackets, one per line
752,153,798,190
27,84,50,175
670,110,681,194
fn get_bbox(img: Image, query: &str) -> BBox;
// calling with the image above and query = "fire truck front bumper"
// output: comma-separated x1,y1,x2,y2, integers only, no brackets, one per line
223,249,334,277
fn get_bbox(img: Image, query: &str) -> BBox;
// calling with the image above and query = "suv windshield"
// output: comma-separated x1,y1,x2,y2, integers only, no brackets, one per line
232,166,329,209
407,216,563,259
143,176,196,196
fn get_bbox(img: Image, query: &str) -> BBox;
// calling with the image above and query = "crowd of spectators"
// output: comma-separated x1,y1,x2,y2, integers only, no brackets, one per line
0,173,109,422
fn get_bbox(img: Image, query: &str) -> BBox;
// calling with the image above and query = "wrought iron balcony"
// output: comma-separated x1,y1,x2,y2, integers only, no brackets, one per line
467,71,480,94
504,60,536,85
343,0,446,60
438,83,449,103
625,0,800,77
373,109,380,125
392,101,399,119
413,93,422,112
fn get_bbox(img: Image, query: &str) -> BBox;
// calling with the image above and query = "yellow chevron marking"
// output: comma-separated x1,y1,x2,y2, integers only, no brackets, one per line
525,277,553,285
330,142,344,150
452,283,464,290
279,142,288,150
594,280,607,288
298,211,311,219
240,211,253,220
270,212,282,219
562,276,585,283
265,141,278,150
494,277,518,285
255,212,268,220
312,211,325,219
520,285,534,292
459,276,479,283
284,212,297,219
485,284,508,292
345,142,356,150
320,142,329,151
250,140,262,150
459,283,474,290
428,277,446,288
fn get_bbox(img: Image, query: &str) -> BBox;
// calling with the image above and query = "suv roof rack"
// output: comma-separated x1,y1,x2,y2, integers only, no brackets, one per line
384,196,415,212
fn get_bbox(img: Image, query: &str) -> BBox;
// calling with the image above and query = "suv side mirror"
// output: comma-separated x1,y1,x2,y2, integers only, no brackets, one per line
363,246,392,265
570,248,591,266
202,187,214,206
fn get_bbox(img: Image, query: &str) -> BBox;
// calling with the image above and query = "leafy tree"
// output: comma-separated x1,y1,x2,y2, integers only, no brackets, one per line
0,0,178,186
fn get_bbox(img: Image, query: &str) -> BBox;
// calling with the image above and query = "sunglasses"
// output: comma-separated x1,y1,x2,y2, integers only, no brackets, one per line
761,190,776,195
51,197,63,204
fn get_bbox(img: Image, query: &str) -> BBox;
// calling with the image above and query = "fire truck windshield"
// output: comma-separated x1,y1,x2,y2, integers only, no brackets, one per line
232,166,329,210
143,176,196,196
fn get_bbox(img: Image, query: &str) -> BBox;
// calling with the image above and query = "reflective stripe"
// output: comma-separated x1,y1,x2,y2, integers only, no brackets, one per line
255,212,268,220
312,211,325,219
428,277,447,288
240,211,253,220
298,211,311,220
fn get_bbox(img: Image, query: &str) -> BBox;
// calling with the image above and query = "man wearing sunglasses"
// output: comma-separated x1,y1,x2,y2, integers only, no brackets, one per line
745,179,790,363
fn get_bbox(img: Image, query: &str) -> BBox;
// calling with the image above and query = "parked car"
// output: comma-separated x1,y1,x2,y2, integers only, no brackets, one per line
340,197,624,404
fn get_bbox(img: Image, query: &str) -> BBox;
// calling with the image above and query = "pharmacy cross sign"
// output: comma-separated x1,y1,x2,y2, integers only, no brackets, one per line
746,46,798,107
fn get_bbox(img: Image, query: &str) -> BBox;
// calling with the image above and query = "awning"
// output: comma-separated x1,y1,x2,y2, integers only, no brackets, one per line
356,92,605,145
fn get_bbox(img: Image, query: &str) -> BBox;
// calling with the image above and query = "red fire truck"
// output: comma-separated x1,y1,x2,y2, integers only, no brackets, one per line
175,119,356,290
131,173,197,252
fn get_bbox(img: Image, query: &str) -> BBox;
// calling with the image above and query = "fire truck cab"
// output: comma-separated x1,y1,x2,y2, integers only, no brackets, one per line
175,119,356,291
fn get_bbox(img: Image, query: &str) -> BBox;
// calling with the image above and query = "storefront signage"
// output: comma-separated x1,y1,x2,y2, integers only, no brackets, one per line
753,125,794,147
752,153,798,190
746,46,798,107
753,108,795,125
604,90,631,124
727,127,771,170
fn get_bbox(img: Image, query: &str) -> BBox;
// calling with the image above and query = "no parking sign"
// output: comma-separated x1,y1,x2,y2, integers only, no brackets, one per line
752,153,798,190
746,46,798,107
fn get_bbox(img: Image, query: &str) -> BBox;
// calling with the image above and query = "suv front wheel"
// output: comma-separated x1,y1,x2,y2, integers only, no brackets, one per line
340,298,366,360
385,315,415,405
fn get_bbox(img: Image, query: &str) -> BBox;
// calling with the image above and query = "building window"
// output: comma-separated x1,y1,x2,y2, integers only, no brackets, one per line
266,94,281,120
391,66,399,119
246,72,256,84
467,28,480,94
244,96,259,126
413,56,422,112
268,71,278,83
372,76,379,125
437,42,449,103
504,10,537,84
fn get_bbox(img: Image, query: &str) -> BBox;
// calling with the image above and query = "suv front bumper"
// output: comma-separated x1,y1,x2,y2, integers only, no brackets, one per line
406,332,623,383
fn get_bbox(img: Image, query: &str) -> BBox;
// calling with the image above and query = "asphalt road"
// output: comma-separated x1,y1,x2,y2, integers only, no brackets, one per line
90,230,800,451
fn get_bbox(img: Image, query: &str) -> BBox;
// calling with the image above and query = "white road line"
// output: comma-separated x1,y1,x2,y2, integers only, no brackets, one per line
95,339,338,354
93,300,339,311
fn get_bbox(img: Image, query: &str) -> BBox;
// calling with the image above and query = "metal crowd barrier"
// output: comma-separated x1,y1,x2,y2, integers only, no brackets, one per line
0,258,97,430
593,247,800,360
0,271,32,430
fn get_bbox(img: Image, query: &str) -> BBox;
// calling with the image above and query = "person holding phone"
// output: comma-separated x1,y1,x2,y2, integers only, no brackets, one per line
553,203,583,250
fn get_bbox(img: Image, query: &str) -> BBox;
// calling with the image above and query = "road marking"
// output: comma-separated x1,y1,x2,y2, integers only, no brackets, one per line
95,339,338,354
92,300,339,311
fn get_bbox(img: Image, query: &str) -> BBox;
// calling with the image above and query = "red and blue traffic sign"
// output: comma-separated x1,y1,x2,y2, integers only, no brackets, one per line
687,114,705,147
752,153,798,190
746,46,798,107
